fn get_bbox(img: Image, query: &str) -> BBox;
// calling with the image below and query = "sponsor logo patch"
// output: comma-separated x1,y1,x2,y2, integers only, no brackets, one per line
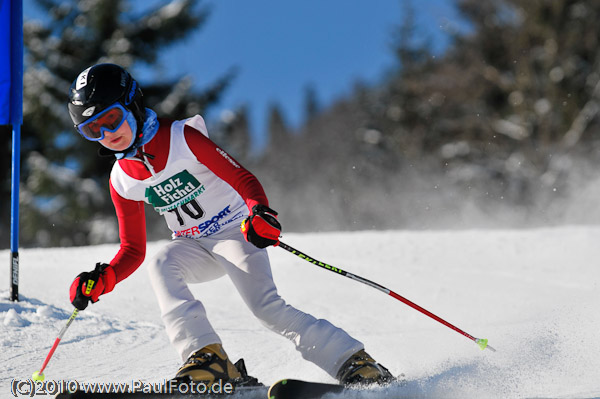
216,147,240,168
145,170,205,214
173,205,245,238
76,67,91,90
82,106,95,116
126,80,136,105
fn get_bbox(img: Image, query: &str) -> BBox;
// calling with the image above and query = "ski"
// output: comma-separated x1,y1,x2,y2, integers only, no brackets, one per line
268,379,345,399
54,383,267,398
267,377,412,399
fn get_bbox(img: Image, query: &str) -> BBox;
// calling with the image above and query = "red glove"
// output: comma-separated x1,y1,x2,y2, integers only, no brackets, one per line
241,205,281,248
69,263,116,310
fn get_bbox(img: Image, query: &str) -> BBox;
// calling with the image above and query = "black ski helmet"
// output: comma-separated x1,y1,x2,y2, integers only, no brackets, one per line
68,63,145,141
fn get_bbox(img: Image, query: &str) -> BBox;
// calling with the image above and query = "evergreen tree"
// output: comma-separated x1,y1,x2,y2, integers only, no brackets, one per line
265,103,290,153
8,0,235,247
303,83,320,121
373,0,600,217
209,105,251,162
253,0,600,231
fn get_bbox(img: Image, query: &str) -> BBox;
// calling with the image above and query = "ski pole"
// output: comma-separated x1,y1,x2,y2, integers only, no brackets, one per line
278,241,496,352
32,308,79,381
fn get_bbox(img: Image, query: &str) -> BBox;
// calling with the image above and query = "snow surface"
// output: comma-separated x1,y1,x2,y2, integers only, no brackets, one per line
1,227,600,398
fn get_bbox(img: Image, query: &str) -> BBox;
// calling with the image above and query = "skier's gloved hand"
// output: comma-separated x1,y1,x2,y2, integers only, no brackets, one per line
69,263,116,310
241,204,282,248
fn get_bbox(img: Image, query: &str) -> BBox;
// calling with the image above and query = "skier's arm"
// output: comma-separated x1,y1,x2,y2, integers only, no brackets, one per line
183,125,269,210
108,181,147,282
69,183,146,310
183,125,281,247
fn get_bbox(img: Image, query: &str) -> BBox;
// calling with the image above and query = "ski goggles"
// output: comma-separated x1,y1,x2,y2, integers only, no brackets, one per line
76,103,135,141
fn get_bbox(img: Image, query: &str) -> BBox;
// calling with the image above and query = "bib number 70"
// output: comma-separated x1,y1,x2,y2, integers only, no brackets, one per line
168,199,204,226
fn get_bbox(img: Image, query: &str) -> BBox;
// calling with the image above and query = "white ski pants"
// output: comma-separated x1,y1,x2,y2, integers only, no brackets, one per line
147,229,364,377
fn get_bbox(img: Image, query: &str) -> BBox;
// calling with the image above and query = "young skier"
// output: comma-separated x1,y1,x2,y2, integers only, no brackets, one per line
67,63,393,387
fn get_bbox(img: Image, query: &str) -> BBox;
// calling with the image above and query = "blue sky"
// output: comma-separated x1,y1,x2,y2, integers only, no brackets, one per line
24,0,460,150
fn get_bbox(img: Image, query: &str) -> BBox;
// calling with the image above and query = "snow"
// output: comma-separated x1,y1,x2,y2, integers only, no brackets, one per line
1,227,599,398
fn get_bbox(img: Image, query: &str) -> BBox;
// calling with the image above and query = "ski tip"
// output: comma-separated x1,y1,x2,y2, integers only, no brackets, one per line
32,370,44,381
476,338,496,352
268,379,287,399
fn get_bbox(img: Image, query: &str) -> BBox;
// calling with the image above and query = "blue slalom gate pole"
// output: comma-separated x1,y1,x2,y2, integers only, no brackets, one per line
11,123,21,302
8,0,23,302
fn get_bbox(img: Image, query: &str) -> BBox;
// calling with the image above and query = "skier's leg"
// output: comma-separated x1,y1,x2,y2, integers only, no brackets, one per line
208,231,364,378
147,238,225,361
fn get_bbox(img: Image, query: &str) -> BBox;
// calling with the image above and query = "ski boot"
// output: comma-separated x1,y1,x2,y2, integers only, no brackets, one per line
174,343,261,388
336,349,394,386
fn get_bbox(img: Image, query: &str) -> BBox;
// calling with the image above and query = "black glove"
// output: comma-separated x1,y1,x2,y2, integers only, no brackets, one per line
241,205,282,248
69,263,116,310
